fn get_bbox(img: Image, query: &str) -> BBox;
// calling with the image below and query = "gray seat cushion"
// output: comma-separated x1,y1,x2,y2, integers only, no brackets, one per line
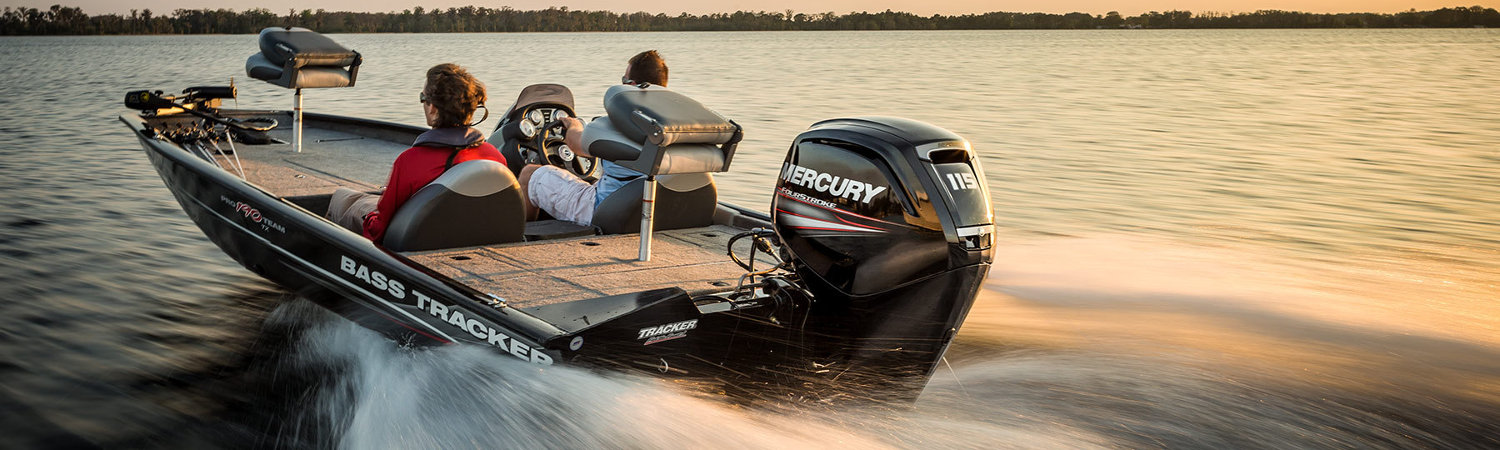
603,84,739,146
382,160,525,251
245,27,360,89
582,119,727,174
258,27,359,68
591,173,717,234
245,53,283,81
579,117,732,175
580,117,640,161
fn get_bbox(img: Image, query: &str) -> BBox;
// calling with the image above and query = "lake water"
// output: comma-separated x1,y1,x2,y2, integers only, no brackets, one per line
1,29,1498,448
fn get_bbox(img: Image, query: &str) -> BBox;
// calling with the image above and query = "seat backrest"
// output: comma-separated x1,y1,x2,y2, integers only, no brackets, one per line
591,173,717,234
245,27,360,89
382,160,525,251
583,84,741,176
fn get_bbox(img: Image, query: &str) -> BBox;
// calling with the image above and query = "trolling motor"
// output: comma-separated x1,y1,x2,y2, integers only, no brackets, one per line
125,86,235,110
124,87,277,135
124,86,278,176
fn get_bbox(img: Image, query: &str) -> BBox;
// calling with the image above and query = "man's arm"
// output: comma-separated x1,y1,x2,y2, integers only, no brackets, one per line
560,116,588,158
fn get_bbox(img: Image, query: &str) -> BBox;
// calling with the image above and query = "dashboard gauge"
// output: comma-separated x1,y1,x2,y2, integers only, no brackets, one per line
527,109,544,124
519,119,536,138
557,144,575,161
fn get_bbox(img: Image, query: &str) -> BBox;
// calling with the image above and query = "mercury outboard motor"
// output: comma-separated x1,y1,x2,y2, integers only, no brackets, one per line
773,117,993,394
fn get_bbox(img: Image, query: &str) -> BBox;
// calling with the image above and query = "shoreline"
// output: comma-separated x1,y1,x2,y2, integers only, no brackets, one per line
2,5,1496,35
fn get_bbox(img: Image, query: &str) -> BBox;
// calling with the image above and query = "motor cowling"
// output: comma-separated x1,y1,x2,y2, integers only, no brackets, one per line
772,117,993,392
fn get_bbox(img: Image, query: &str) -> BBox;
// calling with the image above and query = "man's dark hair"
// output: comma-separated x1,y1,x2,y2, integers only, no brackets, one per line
424,63,486,128
626,50,668,87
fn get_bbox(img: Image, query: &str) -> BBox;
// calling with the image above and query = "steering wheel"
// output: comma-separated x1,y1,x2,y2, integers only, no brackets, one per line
528,111,599,182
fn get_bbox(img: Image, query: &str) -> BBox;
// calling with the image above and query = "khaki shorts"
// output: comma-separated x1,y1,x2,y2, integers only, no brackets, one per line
527,165,596,225
327,187,379,234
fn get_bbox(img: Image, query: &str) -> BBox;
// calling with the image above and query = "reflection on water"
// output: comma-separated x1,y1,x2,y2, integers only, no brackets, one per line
0,29,1497,447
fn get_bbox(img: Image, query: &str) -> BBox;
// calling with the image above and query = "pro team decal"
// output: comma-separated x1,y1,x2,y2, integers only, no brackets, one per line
220,196,285,234
638,319,698,345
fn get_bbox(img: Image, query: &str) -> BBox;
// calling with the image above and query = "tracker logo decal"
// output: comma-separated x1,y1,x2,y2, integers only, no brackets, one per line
638,319,698,345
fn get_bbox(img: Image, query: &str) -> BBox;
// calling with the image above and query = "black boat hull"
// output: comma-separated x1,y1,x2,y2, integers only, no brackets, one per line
122,113,810,383
121,108,993,400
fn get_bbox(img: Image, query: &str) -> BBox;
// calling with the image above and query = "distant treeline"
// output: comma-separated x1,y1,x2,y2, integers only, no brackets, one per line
3,4,1499,35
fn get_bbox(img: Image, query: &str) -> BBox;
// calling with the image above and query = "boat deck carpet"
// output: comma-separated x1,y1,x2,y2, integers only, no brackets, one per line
404,225,779,309
208,117,780,309
214,121,409,196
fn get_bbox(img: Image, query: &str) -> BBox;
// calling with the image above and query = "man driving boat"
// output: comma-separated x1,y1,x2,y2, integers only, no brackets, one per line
518,50,667,224
327,63,506,242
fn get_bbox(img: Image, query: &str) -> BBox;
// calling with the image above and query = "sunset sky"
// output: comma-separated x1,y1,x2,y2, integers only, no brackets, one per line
16,1,1495,17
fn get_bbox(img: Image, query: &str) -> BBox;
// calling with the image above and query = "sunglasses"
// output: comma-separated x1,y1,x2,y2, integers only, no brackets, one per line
622,75,635,85
419,91,430,103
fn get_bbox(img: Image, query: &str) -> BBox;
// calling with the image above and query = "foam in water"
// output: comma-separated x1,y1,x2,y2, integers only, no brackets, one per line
260,235,1498,449
274,302,896,449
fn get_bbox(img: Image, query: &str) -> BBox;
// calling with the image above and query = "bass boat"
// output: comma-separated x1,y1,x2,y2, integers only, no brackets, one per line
119,28,994,400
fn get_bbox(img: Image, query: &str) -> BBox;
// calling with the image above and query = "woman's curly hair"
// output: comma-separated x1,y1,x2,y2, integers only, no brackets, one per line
423,63,486,128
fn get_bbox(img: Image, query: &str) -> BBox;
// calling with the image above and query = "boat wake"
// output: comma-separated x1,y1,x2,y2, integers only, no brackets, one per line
250,235,1498,449
265,301,894,449
928,235,1500,448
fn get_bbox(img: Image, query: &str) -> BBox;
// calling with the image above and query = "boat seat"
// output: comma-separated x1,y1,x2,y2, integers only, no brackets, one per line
592,173,717,234
382,160,525,252
580,84,741,260
245,27,361,89
585,84,740,176
245,27,360,153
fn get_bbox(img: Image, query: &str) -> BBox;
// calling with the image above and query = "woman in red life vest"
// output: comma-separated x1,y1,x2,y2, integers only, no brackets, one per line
327,63,506,243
